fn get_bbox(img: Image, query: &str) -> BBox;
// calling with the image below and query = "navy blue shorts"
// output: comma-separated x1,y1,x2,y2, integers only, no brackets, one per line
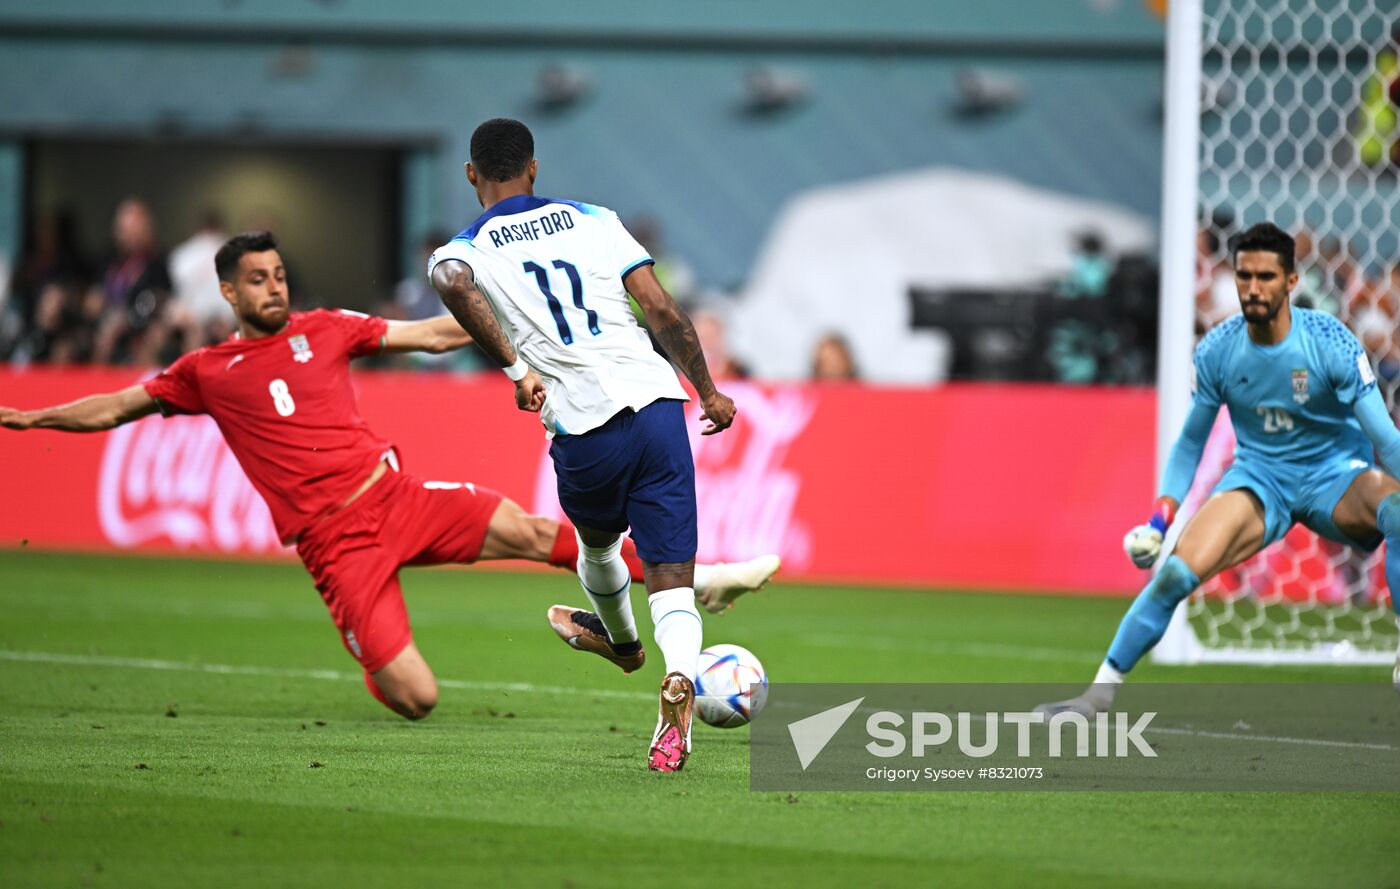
549,398,697,564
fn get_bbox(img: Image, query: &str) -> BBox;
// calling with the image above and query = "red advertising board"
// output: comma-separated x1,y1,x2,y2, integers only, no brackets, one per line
0,366,1155,594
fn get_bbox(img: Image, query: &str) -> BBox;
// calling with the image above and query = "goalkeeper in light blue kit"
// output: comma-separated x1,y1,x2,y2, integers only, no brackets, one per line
1040,223,1400,717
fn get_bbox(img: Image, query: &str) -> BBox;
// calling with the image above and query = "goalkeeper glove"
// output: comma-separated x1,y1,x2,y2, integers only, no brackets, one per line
1123,498,1176,569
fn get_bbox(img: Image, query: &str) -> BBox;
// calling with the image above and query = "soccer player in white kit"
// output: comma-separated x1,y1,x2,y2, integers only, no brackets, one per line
428,118,740,771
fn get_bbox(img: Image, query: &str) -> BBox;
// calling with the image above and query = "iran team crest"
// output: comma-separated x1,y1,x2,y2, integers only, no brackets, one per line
1291,368,1309,404
289,334,314,363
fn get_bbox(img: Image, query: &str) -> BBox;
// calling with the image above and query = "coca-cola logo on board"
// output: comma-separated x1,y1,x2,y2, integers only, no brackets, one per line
531,383,815,567
98,413,281,552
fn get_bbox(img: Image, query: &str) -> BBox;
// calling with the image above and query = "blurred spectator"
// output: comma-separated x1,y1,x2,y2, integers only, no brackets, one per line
371,231,487,372
1058,231,1111,299
1316,236,1364,311
4,210,92,362
1347,264,1400,386
92,198,172,365
0,249,9,350
628,215,698,304
811,333,859,381
167,210,232,351
10,279,92,365
394,232,452,323
1289,229,1332,312
1194,228,1237,332
5,211,91,345
1354,20,1399,168
692,309,748,380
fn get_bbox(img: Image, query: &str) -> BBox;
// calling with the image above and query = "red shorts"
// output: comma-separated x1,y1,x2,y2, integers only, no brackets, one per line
295,468,504,673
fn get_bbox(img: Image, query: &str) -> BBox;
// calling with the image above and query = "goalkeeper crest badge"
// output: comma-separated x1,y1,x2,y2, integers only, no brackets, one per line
289,334,314,364
1291,369,1309,405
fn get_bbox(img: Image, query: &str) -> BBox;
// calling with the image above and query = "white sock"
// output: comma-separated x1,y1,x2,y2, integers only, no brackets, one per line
1087,662,1125,708
648,587,702,681
577,532,637,645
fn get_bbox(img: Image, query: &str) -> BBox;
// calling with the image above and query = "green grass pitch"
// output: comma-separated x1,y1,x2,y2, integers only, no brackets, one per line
1,550,1395,888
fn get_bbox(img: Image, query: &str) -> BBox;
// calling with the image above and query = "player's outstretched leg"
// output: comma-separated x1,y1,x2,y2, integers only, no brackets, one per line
1323,471,1400,693
695,555,783,614
1035,556,1200,718
1037,489,1265,717
366,643,439,720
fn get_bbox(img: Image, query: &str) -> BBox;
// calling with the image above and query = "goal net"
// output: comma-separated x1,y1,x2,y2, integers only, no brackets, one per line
1156,0,1399,665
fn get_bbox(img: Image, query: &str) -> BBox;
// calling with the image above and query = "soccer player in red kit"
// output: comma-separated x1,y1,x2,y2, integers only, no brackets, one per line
0,231,778,720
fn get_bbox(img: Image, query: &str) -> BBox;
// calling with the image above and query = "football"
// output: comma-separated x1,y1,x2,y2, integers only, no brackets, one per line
694,643,768,728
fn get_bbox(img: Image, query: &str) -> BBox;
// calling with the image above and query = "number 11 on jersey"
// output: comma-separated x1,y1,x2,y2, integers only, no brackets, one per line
523,259,600,345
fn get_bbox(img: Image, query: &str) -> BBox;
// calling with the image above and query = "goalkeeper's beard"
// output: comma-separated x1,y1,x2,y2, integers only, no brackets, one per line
1241,296,1283,325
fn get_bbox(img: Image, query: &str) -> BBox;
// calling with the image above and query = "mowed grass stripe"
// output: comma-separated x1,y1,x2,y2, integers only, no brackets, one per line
0,648,655,702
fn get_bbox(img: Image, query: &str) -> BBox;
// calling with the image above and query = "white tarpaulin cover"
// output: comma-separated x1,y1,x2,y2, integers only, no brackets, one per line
728,168,1155,383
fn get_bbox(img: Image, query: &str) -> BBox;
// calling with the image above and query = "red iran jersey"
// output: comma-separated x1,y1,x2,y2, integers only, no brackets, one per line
143,309,393,543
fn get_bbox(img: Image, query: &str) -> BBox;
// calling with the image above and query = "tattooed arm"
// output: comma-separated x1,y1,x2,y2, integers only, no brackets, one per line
431,259,545,412
623,264,736,435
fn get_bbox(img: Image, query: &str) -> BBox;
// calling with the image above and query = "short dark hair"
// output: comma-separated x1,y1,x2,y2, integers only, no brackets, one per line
1231,222,1295,273
470,118,534,182
215,231,278,282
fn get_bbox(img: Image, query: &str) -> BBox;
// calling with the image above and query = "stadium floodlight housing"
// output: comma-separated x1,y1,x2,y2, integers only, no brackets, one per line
743,67,808,114
952,68,1024,116
535,64,592,111
1153,0,1399,667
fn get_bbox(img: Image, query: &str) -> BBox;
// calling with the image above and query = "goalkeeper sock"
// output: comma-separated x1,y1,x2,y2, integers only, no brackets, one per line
550,523,644,583
1082,662,1126,710
576,532,640,649
1378,492,1400,617
649,587,703,682
1105,554,1200,674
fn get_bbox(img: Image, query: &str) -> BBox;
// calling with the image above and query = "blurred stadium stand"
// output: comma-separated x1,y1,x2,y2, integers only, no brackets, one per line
0,0,1165,294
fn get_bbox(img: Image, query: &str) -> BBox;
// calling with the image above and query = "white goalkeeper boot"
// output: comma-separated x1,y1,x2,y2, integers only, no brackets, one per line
1034,693,1109,719
1034,665,1124,717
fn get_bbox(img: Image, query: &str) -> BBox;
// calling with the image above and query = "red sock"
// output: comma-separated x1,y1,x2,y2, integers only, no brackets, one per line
547,523,579,570
550,522,644,583
363,669,393,710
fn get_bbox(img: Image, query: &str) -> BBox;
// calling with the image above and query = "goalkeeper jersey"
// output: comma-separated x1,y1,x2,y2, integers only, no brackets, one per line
428,195,688,438
1190,307,1376,466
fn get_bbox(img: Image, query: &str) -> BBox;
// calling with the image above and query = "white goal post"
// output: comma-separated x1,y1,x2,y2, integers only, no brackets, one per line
1154,0,1399,666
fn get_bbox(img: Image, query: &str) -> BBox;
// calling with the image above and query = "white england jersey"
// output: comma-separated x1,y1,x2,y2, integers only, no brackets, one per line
429,195,688,438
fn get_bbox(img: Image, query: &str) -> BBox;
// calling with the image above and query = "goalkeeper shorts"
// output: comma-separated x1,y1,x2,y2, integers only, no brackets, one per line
1212,451,1380,551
